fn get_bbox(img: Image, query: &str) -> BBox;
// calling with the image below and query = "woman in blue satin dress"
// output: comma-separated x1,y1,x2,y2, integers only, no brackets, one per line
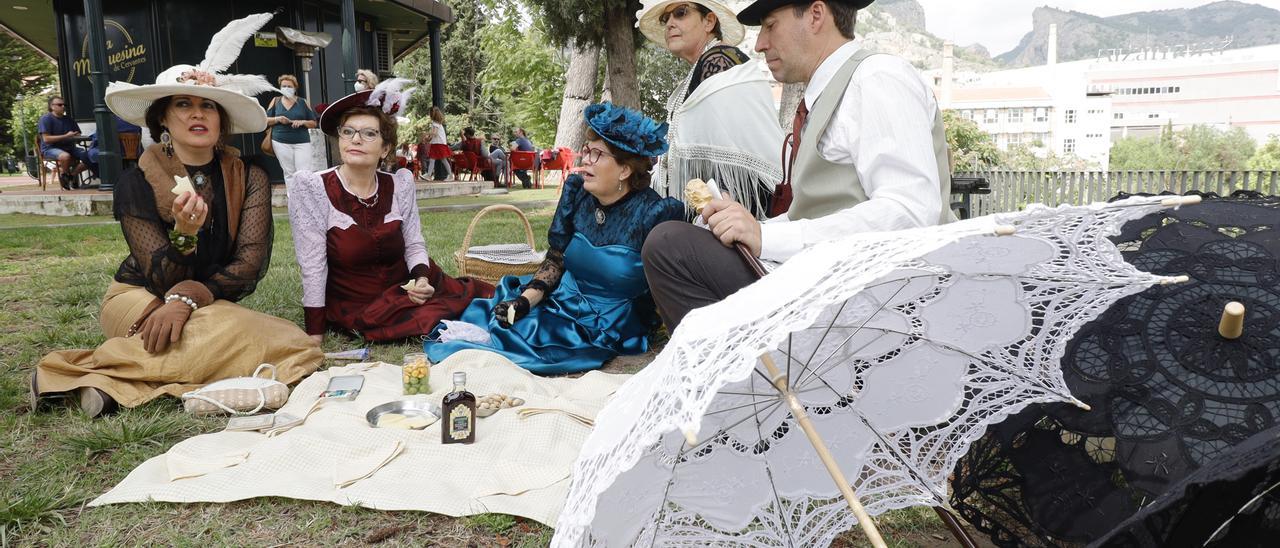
425,103,683,374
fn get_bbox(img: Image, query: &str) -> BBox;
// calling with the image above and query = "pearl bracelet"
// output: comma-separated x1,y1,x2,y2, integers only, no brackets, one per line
165,294,198,311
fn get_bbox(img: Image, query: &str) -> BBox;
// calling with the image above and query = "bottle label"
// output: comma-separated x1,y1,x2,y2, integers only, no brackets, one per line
448,404,473,440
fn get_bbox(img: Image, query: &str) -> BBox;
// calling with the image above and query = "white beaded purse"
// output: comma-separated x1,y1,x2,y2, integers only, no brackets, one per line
181,364,289,416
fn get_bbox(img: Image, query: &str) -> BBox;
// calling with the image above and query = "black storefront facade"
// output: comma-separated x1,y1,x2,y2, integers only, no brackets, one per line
2,0,452,184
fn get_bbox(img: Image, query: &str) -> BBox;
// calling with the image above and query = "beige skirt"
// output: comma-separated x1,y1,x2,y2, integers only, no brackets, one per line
36,282,323,408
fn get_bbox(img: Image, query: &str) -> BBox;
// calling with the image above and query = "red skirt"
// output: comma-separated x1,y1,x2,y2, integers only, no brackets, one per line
427,144,453,160
327,260,495,342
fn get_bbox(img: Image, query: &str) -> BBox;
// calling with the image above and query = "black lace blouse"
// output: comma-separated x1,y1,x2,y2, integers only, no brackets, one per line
112,156,273,302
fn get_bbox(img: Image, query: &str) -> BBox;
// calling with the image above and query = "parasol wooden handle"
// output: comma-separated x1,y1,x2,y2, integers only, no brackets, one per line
759,354,888,548
1219,302,1245,340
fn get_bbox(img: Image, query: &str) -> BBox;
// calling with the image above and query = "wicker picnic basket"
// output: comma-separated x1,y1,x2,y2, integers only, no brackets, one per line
454,204,543,284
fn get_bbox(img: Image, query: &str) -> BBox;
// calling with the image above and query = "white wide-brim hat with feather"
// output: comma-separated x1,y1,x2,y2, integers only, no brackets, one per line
636,0,745,48
105,12,278,135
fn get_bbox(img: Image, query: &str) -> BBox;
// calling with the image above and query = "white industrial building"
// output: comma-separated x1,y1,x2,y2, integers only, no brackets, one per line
931,25,1280,170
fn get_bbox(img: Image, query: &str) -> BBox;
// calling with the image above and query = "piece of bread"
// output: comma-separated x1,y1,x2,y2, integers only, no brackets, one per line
684,178,712,211
171,175,195,196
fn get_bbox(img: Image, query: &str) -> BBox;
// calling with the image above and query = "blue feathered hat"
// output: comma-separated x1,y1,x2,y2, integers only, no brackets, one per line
584,102,669,158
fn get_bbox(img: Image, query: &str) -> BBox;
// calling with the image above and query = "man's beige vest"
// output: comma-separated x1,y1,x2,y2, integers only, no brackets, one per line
787,49,957,224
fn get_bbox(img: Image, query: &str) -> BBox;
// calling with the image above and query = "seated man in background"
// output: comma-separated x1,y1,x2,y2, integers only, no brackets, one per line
488,134,508,186
38,96,91,189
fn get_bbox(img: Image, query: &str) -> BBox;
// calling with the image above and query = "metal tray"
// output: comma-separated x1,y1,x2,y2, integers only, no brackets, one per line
365,400,441,430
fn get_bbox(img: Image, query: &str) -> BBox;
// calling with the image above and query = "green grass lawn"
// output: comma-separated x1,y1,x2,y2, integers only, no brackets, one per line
0,203,952,546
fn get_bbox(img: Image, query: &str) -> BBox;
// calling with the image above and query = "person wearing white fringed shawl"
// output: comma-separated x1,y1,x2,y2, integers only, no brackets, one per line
636,0,784,220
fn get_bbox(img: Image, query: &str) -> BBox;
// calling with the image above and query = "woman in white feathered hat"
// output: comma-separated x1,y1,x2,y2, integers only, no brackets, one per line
30,13,322,417
284,80,494,345
636,0,784,220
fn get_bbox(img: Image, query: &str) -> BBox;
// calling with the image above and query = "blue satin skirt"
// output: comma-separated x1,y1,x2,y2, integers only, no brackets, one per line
424,234,657,375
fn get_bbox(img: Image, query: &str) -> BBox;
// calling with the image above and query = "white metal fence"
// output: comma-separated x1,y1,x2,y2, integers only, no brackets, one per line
954,170,1280,217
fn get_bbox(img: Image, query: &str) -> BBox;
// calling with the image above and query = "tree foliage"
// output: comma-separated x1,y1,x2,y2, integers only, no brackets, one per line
942,110,1000,171
1247,135,1280,171
1110,124,1257,171
0,34,58,161
635,43,686,122
477,5,565,146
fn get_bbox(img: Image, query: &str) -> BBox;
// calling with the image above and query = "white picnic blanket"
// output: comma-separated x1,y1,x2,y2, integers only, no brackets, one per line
90,350,630,526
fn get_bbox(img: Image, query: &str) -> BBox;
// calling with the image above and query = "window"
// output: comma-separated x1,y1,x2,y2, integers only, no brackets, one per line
1008,108,1024,124
1114,112,1125,120
1148,113,1160,119
1008,133,1024,146
1065,109,1078,124
1064,139,1076,154
1033,108,1049,123
984,109,998,124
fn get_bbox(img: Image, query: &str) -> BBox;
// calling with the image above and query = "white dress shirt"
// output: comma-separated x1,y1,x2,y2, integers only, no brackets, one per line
759,40,943,263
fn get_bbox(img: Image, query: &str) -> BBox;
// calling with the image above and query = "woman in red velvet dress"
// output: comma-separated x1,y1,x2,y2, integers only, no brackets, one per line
287,79,493,343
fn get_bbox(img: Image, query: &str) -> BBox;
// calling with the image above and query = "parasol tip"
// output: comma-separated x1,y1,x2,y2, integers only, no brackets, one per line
1162,275,1191,285
683,429,698,446
1219,301,1246,340
994,225,1017,236
1070,397,1092,411
1161,195,1202,207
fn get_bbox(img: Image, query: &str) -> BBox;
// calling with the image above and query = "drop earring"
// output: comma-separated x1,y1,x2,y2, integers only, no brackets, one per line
160,128,173,157
617,178,624,193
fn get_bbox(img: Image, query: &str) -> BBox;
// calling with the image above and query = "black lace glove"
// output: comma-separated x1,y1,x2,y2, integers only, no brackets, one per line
494,296,531,328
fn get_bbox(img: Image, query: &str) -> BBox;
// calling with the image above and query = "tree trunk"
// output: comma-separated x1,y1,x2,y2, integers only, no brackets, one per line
601,1,639,108
554,41,600,150
778,82,806,133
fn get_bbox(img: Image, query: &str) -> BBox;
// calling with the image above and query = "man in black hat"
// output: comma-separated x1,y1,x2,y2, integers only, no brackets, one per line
643,0,954,331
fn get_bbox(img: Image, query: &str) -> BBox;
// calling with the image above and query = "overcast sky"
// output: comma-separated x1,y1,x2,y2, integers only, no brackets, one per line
918,0,1280,56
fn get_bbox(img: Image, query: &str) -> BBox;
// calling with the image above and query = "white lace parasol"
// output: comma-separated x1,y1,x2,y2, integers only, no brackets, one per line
552,196,1198,547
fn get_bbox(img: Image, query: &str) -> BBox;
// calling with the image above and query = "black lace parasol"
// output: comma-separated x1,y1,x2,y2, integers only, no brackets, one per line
949,191,1280,547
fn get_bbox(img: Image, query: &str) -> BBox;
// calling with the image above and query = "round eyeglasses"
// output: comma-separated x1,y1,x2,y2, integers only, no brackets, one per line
579,145,616,166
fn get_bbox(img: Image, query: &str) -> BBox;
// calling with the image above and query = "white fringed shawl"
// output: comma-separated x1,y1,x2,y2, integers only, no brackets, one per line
656,61,784,219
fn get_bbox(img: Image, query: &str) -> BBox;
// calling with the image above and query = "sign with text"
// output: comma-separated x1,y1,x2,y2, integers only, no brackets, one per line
60,1,155,121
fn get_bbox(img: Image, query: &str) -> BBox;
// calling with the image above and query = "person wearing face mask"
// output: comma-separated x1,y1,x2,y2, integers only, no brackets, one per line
286,79,493,344
353,69,378,92
29,13,322,418
265,74,318,177
635,0,783,220
423,103,684,375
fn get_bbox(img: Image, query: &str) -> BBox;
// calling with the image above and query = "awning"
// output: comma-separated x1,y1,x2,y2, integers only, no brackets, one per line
0,0,453,61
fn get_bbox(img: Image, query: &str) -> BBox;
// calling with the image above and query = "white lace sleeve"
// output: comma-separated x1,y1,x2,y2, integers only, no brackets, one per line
394,169,429,270
286,170,330,308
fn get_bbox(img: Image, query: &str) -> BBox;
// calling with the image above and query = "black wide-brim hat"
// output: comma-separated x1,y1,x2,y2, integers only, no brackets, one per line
737,0,875,26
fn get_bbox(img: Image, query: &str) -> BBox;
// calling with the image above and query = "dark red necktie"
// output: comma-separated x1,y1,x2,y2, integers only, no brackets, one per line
770,101,808,217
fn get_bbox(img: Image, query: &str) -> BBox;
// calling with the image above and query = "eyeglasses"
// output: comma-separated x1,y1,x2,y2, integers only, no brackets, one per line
658,4,695,25
355,78,368,84
338,126,381,141
579,145,616,166
51,103,65,106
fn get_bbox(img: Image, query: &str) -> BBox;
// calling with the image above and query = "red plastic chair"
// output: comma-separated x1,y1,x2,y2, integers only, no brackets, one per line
540,147,575,189
452,151,477,181
507,150,540,189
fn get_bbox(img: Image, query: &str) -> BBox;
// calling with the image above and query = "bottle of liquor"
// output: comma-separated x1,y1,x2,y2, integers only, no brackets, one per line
441,372,476,444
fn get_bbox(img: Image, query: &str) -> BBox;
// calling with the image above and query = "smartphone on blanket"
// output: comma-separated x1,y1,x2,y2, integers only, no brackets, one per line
323,375,365,401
